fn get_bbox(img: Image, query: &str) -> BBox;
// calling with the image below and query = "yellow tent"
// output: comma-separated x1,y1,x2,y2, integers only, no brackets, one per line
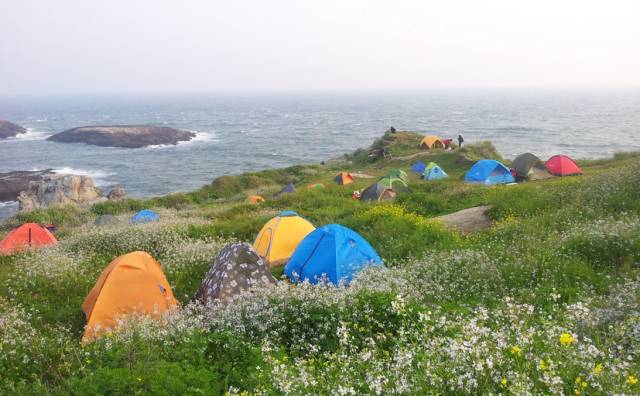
253,211,315,267
248,195,265,204
420,135,444,149
81,251,179,342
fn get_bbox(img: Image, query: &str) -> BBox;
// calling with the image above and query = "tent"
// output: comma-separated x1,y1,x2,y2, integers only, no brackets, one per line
360,183,397,202
512,153,553,181
253,210,316,267
94,214,120,226
194,243,276,304
411,160,427,174
378,173,409,193
130,209,160,224
81,251,178,342
284,224,384,286
420,135,444,149
386,169,409,182
248,195,265,205
422,162,448,180
307,183,324,189
276,183,296,196
546,155,582,176
465,159,515,185
0,223,58,255
334,172,354,185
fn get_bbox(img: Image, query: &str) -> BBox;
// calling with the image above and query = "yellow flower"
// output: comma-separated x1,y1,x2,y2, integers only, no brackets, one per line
593,363,603,374
501,378,507,386
539,359,548,370
628,375,638,385
510,346,522,356
559,332,575,346
575,377,582,384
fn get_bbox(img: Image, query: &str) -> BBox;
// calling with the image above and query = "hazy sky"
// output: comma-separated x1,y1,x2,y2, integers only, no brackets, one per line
1,0,639,95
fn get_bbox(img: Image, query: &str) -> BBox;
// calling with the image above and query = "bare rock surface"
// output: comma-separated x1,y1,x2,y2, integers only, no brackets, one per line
0,120,27,139
437,205,493,233
107,186,126,200
0,170,54,202
47,125,195,148
18,174,104,212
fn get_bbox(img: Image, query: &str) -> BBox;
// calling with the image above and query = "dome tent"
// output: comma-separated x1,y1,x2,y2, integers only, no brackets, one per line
420,135,444,149
378,169,409,193
81,251,178,342
512,153,553,181
422,162,448,180
334,172,354,185
248,195,265,204
194,243,275,304
253,210,315,267
360,183,397,202
0,223,58,255
284,224,384,286
130,209,160,224
411,160,427,174
276,183,296,196
546,155,582,176
465,159,515,185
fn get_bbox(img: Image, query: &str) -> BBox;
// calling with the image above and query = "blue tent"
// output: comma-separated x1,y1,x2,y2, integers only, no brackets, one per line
465,160,515,185
279,183,296,194
411,160,426,174
284,224,384,286
422,162,448,180
130,209,160,224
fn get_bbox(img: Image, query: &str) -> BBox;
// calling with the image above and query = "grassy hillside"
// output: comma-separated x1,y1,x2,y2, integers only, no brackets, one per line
1,131,639,394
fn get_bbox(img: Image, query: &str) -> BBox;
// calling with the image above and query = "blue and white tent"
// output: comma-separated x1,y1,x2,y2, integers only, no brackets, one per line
130,209,160,224
465,159,515,185
422,162,448,180
284,224,383,286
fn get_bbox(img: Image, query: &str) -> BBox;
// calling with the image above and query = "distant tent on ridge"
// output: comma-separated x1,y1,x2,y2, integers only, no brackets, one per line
194,243,276,305
307,183,324,189
284,224,384,286
411,160,427,174
0,223,58,255
334,172,354,185
248,195,265,205
545,155,582,176
276,183,296,196
465,159,515,185
360,183,397,202
512,153,553,181
420,135,444,149
253,210,315,267
130,210,160,224
81,251,178,342
422,162,448,180
95,214,120,226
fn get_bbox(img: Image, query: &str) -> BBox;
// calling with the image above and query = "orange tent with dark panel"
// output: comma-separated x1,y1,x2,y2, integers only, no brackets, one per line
0,223,58,255
334,172,354,185
307,183,324,189
81,251,179,342
248,195,265,204
420,135,444,149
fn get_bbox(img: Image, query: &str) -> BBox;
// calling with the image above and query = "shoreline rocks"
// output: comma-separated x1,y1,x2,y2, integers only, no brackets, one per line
47,125,195,148
17,174,104,212
0,170,55,202
0,120,27,139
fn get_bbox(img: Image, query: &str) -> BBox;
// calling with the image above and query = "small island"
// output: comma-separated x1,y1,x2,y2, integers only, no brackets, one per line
0,119,27,139
46,125,195,148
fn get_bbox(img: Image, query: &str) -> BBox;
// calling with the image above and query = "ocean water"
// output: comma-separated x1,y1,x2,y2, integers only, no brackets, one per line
1,91,639,219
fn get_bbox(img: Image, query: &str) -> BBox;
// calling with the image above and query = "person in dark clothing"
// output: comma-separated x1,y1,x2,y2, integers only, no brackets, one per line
457,134,464,149
389,126,396,133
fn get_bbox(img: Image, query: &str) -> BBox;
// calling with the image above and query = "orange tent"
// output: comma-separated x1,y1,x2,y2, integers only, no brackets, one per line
334,172,354,185
254,211,315,267
307,183,324,189
81,251,179,342
0,223,58,255
248,195,265,204
420,135,444,149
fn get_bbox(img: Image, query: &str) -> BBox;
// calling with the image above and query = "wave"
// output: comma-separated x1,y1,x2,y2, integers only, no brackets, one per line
5,128,50,141
0,200,18,208
143,130,217,150
51,167,116,186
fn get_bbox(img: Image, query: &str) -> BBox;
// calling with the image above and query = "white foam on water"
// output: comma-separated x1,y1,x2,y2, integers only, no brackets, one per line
0,200,18,208
5,128,50,141
143,130,217,150
51,167,116,186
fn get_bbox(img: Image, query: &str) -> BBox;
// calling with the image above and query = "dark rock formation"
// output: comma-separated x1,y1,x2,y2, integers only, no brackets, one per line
107,186,126,200
47,125,195,148
0,170,54,202
0,120,27,139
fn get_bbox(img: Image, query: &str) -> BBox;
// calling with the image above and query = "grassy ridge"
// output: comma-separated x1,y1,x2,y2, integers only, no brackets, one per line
1,132,639,394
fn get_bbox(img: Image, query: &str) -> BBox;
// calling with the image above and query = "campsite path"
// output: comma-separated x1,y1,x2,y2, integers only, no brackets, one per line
437,205,492,233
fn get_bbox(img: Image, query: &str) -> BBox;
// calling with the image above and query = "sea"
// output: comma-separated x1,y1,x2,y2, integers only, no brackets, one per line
1,90,639,219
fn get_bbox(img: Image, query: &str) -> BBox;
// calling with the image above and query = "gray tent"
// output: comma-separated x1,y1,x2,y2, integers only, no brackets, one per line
194,243,275,304
512,153,553,181
360,182,397,202
94,214,120,226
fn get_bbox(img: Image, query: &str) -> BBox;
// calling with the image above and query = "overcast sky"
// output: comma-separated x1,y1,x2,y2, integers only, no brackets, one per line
1,0,639,95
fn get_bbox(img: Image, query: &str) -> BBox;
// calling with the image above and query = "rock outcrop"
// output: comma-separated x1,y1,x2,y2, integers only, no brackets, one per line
0,120,27,139
437,206,493,233
0,170,55,202
46,125,195,148
17,174,104,212
107,186,126,200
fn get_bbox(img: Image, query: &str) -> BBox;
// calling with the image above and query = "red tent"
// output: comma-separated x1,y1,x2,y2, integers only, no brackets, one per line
0,223,58,255
545,155,582,176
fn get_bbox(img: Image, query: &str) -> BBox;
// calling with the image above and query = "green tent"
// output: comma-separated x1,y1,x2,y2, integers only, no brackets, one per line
386,169,408,183
378,175,409,193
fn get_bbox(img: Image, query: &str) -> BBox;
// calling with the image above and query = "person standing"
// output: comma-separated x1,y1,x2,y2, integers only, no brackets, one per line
457,134,464,149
